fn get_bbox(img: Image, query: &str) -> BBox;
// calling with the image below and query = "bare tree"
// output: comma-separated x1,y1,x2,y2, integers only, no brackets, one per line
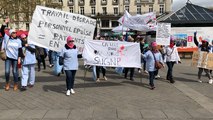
0,0,62,30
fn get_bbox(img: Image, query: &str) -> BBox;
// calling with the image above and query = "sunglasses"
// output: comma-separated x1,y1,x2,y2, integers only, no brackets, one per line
69,40,74,42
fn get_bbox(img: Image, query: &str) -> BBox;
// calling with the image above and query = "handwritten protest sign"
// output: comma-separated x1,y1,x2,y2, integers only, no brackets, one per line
156,23,171,45
28,6,96,53
191,51,213,69
82,40,141,68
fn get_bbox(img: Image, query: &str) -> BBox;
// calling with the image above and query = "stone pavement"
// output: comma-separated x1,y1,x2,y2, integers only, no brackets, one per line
0,59,213,120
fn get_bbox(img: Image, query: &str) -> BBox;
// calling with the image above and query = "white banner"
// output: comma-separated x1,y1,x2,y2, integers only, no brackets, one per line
118,11,157,32
28,6,96,53
156,23,171,45
82,40,141,68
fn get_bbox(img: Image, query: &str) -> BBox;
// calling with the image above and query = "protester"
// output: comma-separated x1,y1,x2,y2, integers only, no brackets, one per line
48,50,54,68
59,36,79,96
96,66,107,82
19,34,36,91
164,37,181,83
0,18,22,91
35,46,47,72
124,36,135,81
52,51,63,76
94,36,107,82
139,37,149,74
143,42,163,90
194,32,213,84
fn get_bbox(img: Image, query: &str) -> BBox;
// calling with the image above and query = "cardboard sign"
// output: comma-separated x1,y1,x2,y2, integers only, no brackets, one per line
156,23,171,45
191,51,213,69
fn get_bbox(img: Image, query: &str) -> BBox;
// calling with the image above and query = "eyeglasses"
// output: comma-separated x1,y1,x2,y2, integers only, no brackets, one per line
69,41,74,42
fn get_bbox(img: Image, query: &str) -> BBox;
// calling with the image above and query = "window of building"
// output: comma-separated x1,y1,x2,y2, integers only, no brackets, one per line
102,0,106,2
91,7,96,15
80,0,84,2
137,5,141,14
102,7,107,14
149,5,153,12
90,0,95,3
80,7,84,15
159,5,164,14
69,0,73,2
113,0,118,3
124,0,130,3
114,7,118,15
136,0,141,3
159,0,164,3
101,20,109,27
69,7,74,13
111,21,119,27
58,0,63,2
125,6,129,12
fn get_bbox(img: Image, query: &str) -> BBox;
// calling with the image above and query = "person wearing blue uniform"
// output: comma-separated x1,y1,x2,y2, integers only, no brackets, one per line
19,34,36,91
0,19,22,91
143,42,163,90
59,36,79,96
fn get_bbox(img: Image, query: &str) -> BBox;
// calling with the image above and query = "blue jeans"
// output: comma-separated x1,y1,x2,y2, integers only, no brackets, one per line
148,70,158,87
166,62,175,81
65,70,76,90
5,58,18,83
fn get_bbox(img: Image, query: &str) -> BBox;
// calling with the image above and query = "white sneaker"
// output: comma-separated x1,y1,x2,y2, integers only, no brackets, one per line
144,70,148,74
103,76,107,81
198,80,203,83
66,90,70,96
155,75,160,79
96,78,100,82
138,70,141,73
71,89,75,94
209,79,213,84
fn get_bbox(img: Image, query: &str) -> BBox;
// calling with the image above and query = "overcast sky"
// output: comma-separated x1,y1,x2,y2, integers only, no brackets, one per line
172,0,213,11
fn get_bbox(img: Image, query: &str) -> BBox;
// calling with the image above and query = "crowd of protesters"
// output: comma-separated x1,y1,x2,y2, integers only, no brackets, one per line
1,18,213,96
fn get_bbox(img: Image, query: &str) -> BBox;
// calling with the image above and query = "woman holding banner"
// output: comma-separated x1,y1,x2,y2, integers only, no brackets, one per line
194,32,213,84
124,36,135,81
143,42,163,90
19,34,36,91
59,36,79,96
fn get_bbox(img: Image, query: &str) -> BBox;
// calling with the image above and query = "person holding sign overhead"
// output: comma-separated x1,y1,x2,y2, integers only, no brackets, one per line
59,36,79,96
1,18,22,91
194,32,213,84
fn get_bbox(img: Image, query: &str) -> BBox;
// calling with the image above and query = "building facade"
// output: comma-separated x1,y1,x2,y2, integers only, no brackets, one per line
60,0,172,36
1,0,172,35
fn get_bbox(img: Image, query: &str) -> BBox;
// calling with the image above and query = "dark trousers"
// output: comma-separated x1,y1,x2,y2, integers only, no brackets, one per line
37,55,46,70
124,68,134,79
166,62,175,82
65,70,76,90
48,50,53,65
5,58,18,83
148,70,158,87
143,60,146,71
96,66,106,78
198,68,212,79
